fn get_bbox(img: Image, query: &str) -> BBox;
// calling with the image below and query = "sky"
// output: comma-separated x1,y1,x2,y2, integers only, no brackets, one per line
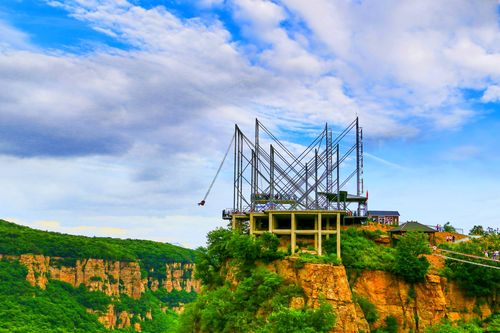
1,0,500,248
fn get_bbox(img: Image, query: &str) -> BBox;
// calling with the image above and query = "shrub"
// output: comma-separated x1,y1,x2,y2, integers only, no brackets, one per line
424,319,482,333
353,293,378,325
323,227,396,271
179,268,335,333
261,301,335,333
295,253,342,266
195,228,285,288
393,232,430,283
384,315,398,333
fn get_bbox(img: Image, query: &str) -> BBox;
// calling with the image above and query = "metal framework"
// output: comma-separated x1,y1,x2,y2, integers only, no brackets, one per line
228,118,365,216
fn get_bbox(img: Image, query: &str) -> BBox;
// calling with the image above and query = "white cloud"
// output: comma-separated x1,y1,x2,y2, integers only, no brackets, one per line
431,109,475,129
482,85,500,102
0,20,33,51
280,0,500,126
1,0,500,246
231,0,329,77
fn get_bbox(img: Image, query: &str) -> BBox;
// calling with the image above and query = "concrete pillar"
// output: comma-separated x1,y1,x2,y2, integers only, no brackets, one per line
314,215,318,251
336,213,341,259
232,216,236,231
249,214,254,235
291,213,296,255
318,213,322,256
269,213,273,233
326,216,330,240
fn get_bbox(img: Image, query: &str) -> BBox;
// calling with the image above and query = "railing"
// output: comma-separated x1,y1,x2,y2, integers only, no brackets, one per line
425,224,464,234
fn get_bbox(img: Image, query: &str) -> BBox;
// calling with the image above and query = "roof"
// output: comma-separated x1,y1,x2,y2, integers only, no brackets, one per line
389,221,436,233
368,210,400,216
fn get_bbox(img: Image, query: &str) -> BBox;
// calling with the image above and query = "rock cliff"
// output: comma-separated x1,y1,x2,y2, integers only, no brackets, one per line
267,258,494,333
11,254,200,298
3,253,201,330
269,259,371,333
352,270,493,332
6,253,494,332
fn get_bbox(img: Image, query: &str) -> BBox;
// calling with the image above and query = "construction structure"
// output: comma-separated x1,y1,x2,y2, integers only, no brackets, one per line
220,118,367,257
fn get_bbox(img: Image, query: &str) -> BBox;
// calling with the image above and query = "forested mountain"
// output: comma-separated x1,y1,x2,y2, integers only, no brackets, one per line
0,219,195,262
0,219,198,332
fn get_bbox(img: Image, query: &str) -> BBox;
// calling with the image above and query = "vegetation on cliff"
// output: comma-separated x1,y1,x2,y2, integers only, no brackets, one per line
323,228,432,284
323,228,396,271
424,314,500,333
0,259,108,333
393,232,431,283
179,228,336,333
1,219,499,332
0,257,184,332
441,234,500,298
0,256,198,332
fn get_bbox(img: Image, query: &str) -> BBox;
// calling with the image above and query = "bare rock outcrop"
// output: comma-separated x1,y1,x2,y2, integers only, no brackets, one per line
14,254,200,299
269,259,371,333
353,270,494,332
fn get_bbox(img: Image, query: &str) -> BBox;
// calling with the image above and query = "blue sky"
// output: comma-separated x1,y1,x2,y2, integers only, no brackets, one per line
0,0,499,247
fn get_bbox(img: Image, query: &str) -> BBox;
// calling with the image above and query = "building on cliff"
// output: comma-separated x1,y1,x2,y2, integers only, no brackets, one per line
367,210,400,225
388,221,437,244
220,118,368,256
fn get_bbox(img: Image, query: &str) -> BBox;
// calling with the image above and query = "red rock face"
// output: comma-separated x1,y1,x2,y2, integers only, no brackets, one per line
267,258,493,333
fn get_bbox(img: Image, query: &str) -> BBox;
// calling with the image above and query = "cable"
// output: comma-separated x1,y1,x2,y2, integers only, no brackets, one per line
435,254,500,270
198,133,235,206
438,248,499,263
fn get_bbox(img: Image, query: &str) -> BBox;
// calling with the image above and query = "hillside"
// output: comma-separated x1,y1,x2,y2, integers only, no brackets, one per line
0,219,200,332
1,219,499,332
178,227,499,333
0,219,195,263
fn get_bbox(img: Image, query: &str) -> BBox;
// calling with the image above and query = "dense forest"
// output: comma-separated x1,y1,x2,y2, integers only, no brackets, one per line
0,219,195,262
0,219,196,277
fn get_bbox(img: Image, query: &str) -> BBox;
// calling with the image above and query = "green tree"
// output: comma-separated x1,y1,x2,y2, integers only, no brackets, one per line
443,222,456,233
195,228,284,288
393,232,431,283
469,225,486,236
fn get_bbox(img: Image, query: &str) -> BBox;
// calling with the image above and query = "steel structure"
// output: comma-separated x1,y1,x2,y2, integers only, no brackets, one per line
227,118,365,216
